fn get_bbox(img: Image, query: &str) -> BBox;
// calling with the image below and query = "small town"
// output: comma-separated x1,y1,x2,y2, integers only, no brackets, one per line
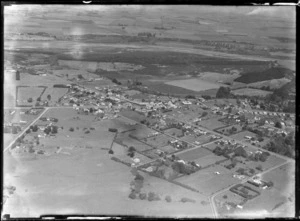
3,5,295,219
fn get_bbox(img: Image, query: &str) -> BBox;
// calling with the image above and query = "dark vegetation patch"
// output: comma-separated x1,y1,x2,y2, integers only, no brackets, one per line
234,67,293,84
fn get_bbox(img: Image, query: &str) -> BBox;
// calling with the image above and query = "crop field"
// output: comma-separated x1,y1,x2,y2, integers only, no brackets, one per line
165,78,221,92
40,87,68,103
175,165,238,196
17,86,45,105
163,128,184,137
231,88,272,97
145,134,172,148
177,147,212,162
198,118,226,130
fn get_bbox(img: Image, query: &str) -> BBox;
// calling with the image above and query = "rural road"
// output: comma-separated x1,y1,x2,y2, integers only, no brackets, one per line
3,106,74,152
4,108,49,152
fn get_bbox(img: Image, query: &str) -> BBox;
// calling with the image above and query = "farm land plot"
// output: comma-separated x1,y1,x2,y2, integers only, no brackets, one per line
180,134,198,144
116,134,153,152
17,86,45,105
193,154,228,168
127,124,158,140
158,145,177,154
176,146,213,162
175,165,238,196
231,88,272,97
230,130,259,141
165,78,222,92
96,118,137,133
195,135,215,144
163,128,184,137
197,117,227,130
145,134,173,148
216,124,244,135
111,143,153,165
119,110,147,123
204,142,219,151
40,87,69,103
244,154,287,171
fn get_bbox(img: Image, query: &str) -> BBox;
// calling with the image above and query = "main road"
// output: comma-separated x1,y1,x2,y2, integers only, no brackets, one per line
3,106,74,153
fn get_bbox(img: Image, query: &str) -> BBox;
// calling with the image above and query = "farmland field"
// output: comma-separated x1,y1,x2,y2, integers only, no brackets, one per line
163,128,184,137
158,145,177,154
145,134,172,148
229,130,258,141
116,134,153,152
177,147,212,162
165,78,221,92
17,86,45,105
175,165,238,196
231,88,272,97
198,118,226,130
40,87,68,103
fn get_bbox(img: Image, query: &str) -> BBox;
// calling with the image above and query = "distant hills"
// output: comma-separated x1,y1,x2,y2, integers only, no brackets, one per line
234,67,294,84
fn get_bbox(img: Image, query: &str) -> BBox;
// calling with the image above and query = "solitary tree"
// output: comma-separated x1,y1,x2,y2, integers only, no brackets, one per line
47,94,51,101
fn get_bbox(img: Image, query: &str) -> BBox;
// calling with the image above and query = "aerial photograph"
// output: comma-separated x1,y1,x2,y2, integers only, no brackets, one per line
3,4,296,218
